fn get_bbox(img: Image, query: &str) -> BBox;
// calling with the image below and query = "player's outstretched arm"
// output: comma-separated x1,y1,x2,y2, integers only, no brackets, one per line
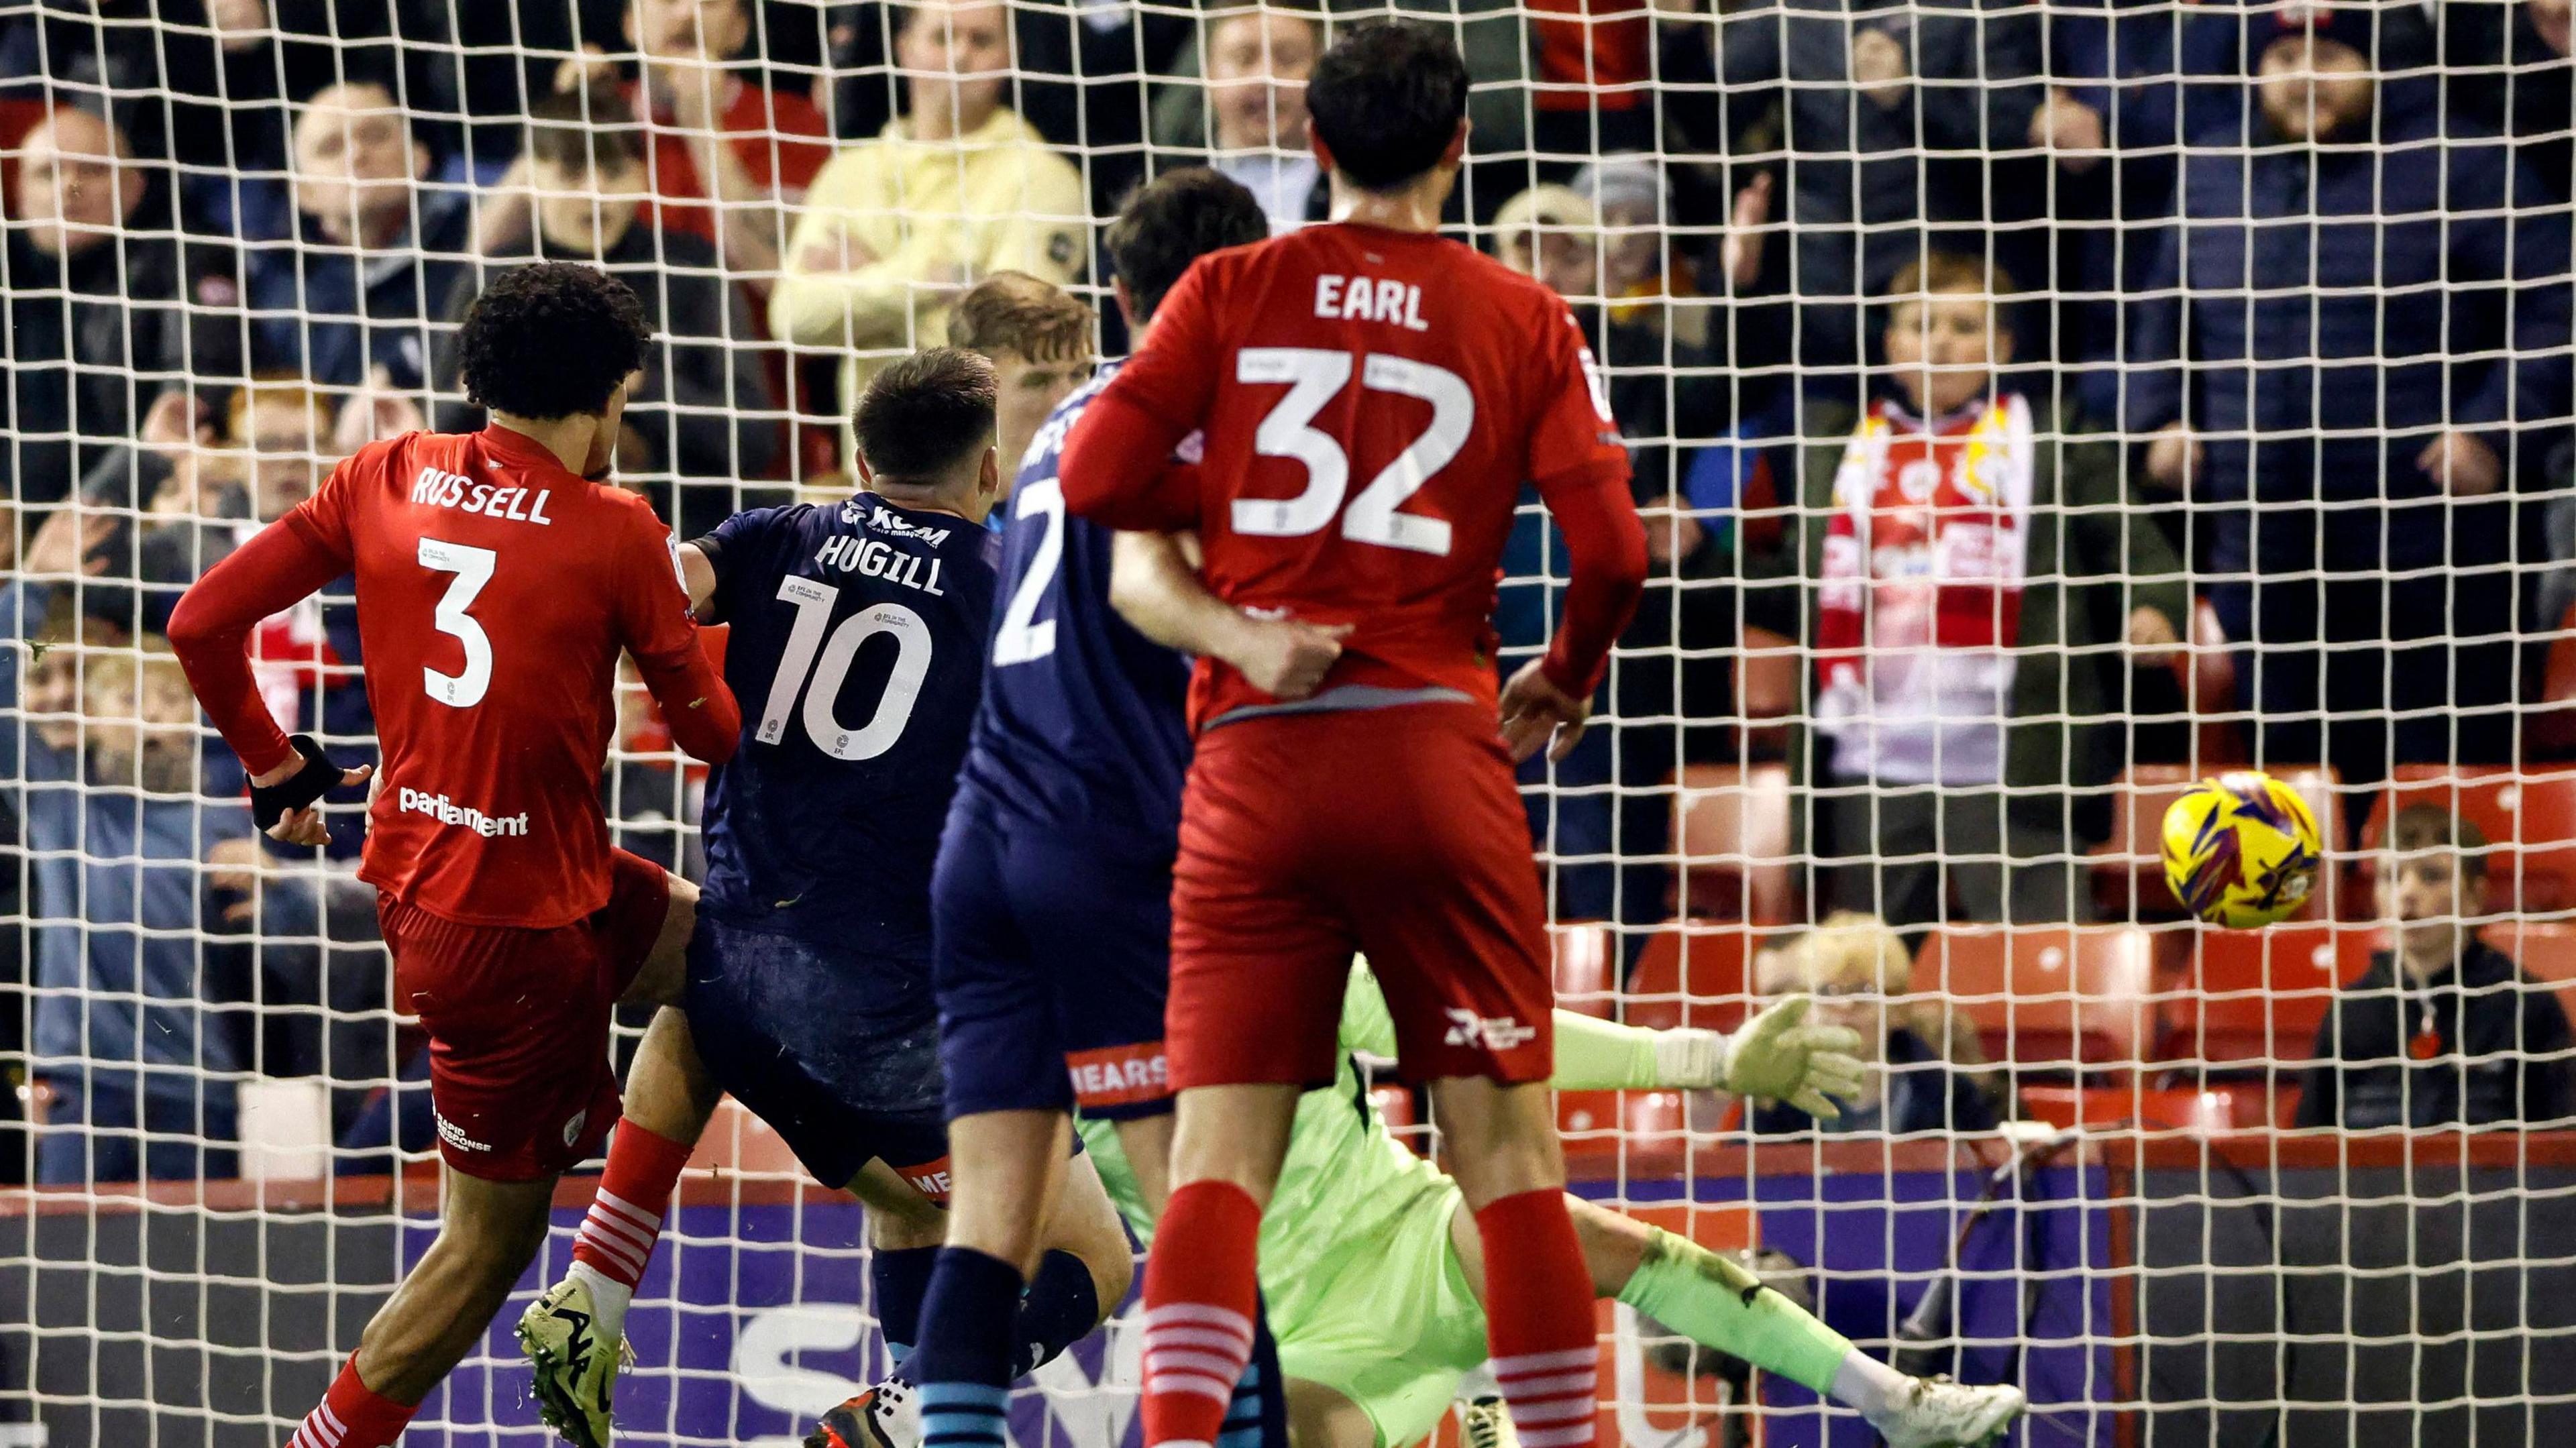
1548,999,1865,1120
1108,531,1348,701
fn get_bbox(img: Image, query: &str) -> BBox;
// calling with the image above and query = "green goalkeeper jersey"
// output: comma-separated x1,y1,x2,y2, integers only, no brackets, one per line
1079,964,1669,1331
1081,966,1452,1327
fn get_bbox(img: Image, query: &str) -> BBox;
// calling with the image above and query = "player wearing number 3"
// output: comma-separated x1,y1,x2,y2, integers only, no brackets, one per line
1059,23,1646,1448
167,263,741,1448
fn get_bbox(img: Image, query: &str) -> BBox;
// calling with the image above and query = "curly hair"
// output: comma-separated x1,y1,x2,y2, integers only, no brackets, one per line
456,262,651,421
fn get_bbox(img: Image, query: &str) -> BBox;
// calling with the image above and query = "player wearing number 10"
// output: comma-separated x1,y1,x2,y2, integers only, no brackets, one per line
1059,22,1648,1448
166,262,741,1448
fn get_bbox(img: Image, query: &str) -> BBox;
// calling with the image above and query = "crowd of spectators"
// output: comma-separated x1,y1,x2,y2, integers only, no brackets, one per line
0,0,2571,1178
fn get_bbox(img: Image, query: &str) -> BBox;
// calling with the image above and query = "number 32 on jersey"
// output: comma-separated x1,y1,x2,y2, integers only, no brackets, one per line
1232,347,1471,557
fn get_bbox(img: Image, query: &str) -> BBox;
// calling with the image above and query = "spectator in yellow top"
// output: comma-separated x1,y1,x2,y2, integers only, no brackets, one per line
771,0,1087,451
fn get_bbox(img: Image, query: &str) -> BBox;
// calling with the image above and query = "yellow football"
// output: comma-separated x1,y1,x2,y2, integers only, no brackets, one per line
2161,771,2326,928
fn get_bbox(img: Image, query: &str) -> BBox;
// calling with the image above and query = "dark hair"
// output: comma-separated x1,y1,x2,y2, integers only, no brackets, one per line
457,262,652,420
1106,168,1269,321
528,85,645,172
2390,804,2491,884
1305,19,1467,192
947,272,1094,361
853,347,998,486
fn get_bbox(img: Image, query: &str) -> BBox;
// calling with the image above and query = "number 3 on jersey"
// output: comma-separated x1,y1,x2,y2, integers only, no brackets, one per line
758,575,932,760
419,537,496,708
1232,347,1472,557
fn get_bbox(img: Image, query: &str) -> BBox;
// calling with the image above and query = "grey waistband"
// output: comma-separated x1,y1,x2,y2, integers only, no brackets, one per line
1204,683,1476,731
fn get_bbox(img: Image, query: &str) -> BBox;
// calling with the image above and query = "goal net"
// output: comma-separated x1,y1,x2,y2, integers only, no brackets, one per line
1,0,2573,1445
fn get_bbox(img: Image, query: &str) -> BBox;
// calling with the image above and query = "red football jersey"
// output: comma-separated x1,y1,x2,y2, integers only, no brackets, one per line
285,427,717,928
1068,222,1633,727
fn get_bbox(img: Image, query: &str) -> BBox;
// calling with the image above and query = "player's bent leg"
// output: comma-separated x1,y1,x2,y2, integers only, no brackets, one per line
1283,1378,1379,1448
1414,1076,1594,1448
364,1171,559,1401
1554,1200,2023,1448
618,872,698,1008
1039,1146,1138,1313
522,1010,718,1447
1112,1110,1177,1217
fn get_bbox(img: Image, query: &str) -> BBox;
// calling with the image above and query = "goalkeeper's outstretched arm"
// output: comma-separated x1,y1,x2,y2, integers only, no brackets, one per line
1549,997,1866,1120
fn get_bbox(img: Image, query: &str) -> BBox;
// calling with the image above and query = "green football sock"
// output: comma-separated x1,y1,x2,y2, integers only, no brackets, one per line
1615,1225,1854,1396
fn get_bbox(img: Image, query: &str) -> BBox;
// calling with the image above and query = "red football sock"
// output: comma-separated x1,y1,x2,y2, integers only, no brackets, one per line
1139,1181,1264,1448
286,1355,415,1448
1476,1188,1600,1448
571,1119,692,1292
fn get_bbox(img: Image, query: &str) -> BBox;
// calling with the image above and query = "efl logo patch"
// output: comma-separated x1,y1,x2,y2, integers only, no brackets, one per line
898,1156,955,1205
1066,1042,1169,1109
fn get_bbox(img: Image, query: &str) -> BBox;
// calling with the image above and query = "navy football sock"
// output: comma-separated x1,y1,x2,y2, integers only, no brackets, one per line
1008,1249,1103,1378
908,1247,1022,1448
871,1244,940,1366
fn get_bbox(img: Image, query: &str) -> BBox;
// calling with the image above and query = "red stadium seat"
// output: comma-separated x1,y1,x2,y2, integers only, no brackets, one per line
2088,765,2198,919
1624,924,1756,1033
2165,925,2355,1068
1556,1090,1690,1176
2357,766,2576,915
1913,925,2162,1070
2526,603,2576,759
2173,598,2247,769
2090,765,2341,922
1369,1084,1428,1154
2018,1082,2243,1133
1550,922,1619,1019
1671,763,1795,924
1735,624,1801,761
2480,921,2576,1035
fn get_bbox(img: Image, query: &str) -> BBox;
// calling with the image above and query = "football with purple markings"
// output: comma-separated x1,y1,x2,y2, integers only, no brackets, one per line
2161,771,2326,929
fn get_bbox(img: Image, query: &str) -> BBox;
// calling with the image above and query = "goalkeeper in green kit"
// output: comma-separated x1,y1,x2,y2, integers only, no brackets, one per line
1071,965,2027,1448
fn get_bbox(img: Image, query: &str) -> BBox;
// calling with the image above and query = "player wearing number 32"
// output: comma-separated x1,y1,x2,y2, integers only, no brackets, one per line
166,262,742,1448
1059,22,1648,1448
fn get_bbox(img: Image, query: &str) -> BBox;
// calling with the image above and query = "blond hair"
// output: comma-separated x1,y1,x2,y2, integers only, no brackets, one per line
1769,910,1913,996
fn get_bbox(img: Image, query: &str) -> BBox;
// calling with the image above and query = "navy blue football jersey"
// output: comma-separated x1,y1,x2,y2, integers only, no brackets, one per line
695,495,1000,955
957,366,1193,862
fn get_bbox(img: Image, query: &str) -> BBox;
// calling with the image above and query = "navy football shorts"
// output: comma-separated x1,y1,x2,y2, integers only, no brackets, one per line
684,915,953,1194
932,787,1175,1121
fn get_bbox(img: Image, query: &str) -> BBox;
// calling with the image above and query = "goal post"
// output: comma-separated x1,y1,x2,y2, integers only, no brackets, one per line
2,1,2574,1445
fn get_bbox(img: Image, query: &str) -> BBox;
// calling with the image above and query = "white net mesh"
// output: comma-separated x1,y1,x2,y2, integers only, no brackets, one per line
2,0,2574,1444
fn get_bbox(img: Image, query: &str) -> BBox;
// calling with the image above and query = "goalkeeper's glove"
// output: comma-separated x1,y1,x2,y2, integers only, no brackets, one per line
1653,996,1868,1119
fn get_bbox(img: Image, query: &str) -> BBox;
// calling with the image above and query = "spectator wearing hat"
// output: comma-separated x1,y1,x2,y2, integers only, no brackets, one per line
2127,0,2575,787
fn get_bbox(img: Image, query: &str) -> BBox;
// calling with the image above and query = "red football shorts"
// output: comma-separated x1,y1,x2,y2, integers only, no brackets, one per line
379,849,672,1180
1167,701,1553,1088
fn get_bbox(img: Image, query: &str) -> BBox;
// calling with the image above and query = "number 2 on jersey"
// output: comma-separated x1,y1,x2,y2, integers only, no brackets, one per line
1232,347,1472,557
418,538,496,708
991,478,1065,666
759,576,932,760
